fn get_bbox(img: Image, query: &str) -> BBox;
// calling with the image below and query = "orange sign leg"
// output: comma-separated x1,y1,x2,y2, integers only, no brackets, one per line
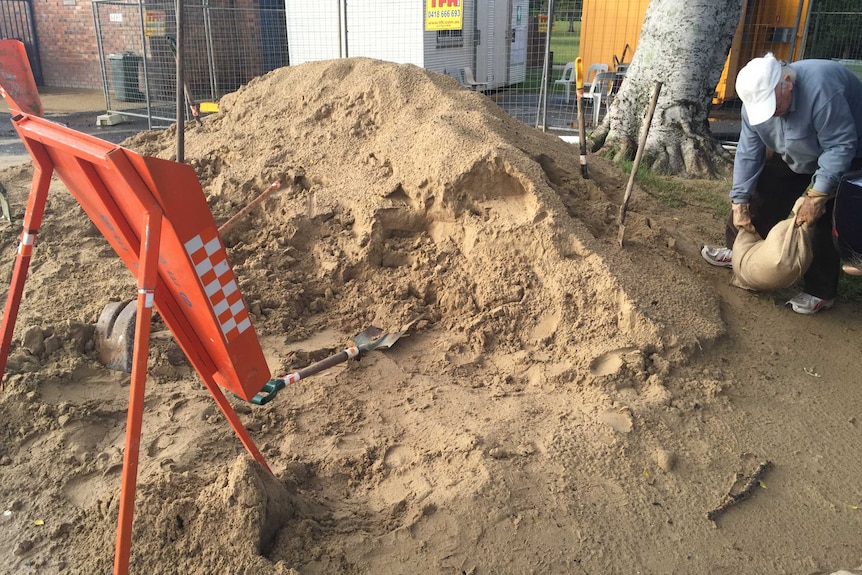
113,208,163,575
199,374,271,473
0,143,54,379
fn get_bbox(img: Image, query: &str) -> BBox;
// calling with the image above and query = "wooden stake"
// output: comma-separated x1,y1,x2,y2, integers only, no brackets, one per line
618,80,662,247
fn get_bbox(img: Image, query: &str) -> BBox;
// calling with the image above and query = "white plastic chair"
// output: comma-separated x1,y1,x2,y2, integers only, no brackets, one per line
585,71,616,125
553,62,576,103
582,63,609,92
461,67,488,91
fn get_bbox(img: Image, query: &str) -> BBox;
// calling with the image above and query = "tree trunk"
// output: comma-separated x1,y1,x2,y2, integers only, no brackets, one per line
589,0,744,178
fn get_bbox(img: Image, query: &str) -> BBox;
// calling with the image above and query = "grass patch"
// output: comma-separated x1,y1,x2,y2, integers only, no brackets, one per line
839,273,862,303
518,68,546,93
616,159,731,218
549,21,581,65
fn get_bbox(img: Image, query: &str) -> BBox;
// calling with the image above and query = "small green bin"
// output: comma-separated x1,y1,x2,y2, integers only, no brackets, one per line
108,53,144,102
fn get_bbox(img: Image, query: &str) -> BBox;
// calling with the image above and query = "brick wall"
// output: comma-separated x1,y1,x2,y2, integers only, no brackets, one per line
29,0,279,92
33,0,102,88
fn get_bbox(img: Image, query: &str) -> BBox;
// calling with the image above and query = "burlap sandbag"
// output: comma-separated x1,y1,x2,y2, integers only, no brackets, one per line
731,197,813,291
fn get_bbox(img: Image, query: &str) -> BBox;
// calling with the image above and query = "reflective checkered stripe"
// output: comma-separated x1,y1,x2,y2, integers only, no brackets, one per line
184,229,251,343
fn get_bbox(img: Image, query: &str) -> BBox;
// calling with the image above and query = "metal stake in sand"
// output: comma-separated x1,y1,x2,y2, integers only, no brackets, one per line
618,80,662,247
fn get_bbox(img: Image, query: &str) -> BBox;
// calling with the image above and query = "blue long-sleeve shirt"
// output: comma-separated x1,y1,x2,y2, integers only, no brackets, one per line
730,60,862,203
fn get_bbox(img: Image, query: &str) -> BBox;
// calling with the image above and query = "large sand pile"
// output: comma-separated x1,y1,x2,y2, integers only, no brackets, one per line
1,58,732,574
128,57,723,360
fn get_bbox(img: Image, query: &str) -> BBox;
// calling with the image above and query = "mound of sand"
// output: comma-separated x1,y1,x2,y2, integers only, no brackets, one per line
126,57,723,367
1,58,727,574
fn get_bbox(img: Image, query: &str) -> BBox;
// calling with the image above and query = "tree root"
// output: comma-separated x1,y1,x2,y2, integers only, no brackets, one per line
591,115,733,178
587,121,610,152
706,460,771,523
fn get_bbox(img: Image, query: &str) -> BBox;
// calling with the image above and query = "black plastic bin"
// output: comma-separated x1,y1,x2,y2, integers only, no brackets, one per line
108,53,144,102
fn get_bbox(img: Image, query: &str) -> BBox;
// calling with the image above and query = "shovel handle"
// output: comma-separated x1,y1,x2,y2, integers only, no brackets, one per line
619,80,662,227
250,346,360,405
575,57,589,179
295,346,360,380
218,180,281,236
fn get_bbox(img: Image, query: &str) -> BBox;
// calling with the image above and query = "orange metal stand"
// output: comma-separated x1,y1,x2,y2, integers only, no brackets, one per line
0,39,272,575
113,204,163,575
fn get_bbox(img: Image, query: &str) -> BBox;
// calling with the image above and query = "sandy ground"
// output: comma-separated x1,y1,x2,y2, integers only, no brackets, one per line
0,87,107,116
1,59,861,575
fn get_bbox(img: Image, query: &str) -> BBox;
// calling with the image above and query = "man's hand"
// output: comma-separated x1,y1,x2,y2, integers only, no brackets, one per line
732,202,756,234
795,192,829,226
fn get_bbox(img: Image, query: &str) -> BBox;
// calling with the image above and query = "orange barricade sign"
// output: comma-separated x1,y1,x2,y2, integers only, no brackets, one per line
10,121,271,399
0,39,43,116
0,38,272,575
114,152,271,399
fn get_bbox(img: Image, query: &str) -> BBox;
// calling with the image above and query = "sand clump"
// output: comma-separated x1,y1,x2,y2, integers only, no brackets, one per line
0,58,734,574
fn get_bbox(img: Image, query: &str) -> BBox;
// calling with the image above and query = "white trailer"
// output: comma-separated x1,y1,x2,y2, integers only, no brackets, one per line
284,0,529,90
474,0,529,87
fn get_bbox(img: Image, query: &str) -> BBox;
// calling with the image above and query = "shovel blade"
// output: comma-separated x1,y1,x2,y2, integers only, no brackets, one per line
368,331,404,350
352,324,408,351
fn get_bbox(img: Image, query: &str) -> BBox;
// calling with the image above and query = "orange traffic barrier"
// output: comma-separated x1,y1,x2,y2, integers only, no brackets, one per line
0,39,43,116
0,39,271,575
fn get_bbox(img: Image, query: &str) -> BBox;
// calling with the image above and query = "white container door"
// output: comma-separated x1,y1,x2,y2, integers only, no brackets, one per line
508,0,528,84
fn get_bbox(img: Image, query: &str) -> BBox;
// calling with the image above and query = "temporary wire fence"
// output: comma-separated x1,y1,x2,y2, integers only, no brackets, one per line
91,0,862,136
92,0,288,129
804,2,862,72
475,0,862,134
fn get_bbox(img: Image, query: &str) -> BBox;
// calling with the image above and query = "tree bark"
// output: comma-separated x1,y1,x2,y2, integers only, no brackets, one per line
589,0,744,178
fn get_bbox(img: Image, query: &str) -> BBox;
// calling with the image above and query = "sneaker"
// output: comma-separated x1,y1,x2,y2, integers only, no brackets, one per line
785,292,835,315
701,245,733,268
843,263,862,277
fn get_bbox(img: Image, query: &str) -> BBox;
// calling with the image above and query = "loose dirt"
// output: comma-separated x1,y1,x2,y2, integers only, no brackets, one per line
1,58,861,575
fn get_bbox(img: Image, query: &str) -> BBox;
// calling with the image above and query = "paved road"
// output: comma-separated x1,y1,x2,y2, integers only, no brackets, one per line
0,110,150,169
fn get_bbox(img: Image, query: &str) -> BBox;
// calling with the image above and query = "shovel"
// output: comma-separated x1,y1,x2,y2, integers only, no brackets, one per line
249,324,410,405
575,57,589,179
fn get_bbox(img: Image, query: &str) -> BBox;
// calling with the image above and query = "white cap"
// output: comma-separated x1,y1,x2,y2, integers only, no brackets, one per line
736,53,782,126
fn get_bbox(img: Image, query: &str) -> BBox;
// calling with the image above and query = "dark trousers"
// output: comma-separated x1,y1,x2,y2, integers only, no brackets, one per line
725,156,862,300
834,170,862,267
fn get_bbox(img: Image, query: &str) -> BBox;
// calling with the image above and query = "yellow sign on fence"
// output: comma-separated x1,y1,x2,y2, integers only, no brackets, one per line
144,10,166,37
425,0,463,31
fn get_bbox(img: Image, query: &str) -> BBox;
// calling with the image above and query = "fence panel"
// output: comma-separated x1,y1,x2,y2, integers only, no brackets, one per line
804,2,862,80
90,0,862,136
93,0,288,128
482,1,572,131
515,1,862,131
